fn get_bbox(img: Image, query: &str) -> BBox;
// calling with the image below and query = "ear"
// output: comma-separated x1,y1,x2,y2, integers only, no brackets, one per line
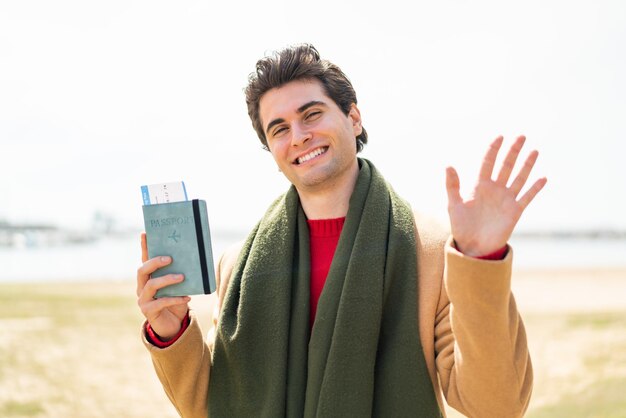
348,103,363,137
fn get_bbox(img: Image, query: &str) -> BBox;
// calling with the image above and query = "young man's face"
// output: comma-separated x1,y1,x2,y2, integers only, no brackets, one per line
259,79,362,195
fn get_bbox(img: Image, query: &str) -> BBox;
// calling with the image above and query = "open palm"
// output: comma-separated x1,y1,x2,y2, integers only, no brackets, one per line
446,136,547,257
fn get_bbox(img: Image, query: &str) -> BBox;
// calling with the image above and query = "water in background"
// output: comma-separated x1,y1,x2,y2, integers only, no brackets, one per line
510,236,626,269
0,230,246,283
0,232,625,282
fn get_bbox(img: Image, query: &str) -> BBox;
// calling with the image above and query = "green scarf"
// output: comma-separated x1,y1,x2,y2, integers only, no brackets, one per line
209,159,441,417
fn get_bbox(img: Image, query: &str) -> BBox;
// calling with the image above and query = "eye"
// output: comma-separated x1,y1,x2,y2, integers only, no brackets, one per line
272,126,288,137
305,110,322,121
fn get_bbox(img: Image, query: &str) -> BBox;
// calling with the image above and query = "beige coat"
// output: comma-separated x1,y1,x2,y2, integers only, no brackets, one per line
143,213,533,418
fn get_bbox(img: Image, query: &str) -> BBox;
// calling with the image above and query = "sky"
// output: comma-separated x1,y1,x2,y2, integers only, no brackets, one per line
1,0,625,235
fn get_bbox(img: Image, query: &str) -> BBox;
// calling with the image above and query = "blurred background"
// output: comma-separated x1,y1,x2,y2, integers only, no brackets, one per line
1,1,625,417
1,0,625,281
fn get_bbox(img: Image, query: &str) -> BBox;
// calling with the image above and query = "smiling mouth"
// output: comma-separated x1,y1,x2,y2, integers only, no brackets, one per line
294,147,328,165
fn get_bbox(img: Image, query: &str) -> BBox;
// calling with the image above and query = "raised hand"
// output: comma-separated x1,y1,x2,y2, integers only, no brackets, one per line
136,232,190,340
445,135,547,257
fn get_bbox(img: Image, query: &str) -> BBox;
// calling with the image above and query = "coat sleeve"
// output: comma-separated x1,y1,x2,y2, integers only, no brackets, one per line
142,311,211,418
434,237,533,418
141,241,243,418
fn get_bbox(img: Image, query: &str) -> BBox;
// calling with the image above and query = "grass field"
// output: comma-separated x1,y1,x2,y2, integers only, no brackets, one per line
0,281,181,418
1,268,625,417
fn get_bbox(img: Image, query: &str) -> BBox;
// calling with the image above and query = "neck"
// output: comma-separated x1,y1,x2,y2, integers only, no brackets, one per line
297,159,359,220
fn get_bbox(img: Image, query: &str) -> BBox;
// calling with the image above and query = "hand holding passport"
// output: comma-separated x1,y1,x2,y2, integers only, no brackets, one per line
141,181,217,297
137,234,190,340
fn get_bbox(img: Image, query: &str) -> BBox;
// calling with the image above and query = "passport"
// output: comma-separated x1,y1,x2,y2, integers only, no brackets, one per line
142,199,216,297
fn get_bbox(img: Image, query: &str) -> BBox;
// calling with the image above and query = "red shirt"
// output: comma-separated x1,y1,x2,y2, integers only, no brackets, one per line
306,217,345,328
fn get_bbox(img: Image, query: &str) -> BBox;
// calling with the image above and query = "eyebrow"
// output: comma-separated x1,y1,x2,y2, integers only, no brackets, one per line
265,100,328,136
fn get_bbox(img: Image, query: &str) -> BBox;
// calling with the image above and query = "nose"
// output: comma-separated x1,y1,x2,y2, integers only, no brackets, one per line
291,122,311,146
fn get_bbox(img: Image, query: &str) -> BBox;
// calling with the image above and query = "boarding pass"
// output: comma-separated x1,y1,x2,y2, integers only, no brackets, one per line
141,181,188,205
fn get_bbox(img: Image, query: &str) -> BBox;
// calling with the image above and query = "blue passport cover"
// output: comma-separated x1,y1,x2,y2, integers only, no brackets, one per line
142,199,216,297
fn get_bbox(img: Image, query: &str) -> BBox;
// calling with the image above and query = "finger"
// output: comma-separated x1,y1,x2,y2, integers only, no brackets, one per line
445,166,463,207
517,177,548,209
136,255,172,297
140,296,191,321
509,150,539,196
479,136,504,181
138,273,184,303
495,135,526,186
141,232,148,263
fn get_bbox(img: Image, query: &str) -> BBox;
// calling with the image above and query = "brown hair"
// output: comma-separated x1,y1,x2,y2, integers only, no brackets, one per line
244,44,368,152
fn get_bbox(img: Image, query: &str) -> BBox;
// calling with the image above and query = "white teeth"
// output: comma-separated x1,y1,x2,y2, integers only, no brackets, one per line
297,147,326,164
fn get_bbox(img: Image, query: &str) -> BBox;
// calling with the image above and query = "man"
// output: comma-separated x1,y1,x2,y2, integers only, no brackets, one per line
137,44,546,417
